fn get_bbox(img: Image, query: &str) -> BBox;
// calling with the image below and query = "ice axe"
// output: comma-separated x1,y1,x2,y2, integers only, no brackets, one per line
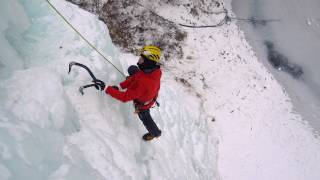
68,61,103,95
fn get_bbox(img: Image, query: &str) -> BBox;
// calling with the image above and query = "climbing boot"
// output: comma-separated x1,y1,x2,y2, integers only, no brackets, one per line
142,133,155,141
142,131,161,141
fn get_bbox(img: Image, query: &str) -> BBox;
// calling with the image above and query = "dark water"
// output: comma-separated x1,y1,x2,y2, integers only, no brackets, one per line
231,0,320,133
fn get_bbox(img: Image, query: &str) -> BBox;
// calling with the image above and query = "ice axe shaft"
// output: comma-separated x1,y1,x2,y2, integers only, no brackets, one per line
68,61,97,80
79,83,99,95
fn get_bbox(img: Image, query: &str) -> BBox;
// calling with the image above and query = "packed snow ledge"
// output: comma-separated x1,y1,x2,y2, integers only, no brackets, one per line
0,0,320,180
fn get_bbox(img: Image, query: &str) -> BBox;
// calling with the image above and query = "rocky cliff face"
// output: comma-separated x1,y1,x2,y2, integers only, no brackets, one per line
66,0,224,61
66,0,106,14
98,0,187,61
66,0,187,61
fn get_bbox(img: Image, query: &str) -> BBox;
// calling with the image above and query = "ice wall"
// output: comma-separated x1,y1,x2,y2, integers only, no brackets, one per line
0,0,29,77
0,0,115,179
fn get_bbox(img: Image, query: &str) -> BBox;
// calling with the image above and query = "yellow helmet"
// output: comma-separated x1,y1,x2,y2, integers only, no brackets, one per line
140,45,161,63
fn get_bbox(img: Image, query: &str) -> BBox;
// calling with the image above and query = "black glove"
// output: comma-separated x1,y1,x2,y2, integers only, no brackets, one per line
93,79,105,91
111,85,119,90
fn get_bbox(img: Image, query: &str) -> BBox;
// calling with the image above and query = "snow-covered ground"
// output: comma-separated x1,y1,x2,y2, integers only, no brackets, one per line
0,0,320,180
232,0,320,132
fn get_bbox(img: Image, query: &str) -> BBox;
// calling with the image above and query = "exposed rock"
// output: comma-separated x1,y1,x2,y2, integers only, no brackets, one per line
66,0,225,62
264,41,303,78
66,0,105,14
67,0,187,61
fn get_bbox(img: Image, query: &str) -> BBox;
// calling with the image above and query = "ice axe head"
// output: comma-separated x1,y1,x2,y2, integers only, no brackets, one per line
68,61,77,74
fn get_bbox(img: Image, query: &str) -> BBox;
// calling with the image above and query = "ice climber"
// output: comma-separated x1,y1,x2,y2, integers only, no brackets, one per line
94,45,162,141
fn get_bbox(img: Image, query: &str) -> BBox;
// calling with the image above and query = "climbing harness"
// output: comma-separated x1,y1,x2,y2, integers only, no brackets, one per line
133,97,160,113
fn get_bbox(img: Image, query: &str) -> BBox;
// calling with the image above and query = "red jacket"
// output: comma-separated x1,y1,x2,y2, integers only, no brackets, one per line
106,68,162,110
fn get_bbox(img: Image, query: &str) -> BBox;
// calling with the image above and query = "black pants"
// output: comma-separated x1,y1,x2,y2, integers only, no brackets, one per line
138,109,161,137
